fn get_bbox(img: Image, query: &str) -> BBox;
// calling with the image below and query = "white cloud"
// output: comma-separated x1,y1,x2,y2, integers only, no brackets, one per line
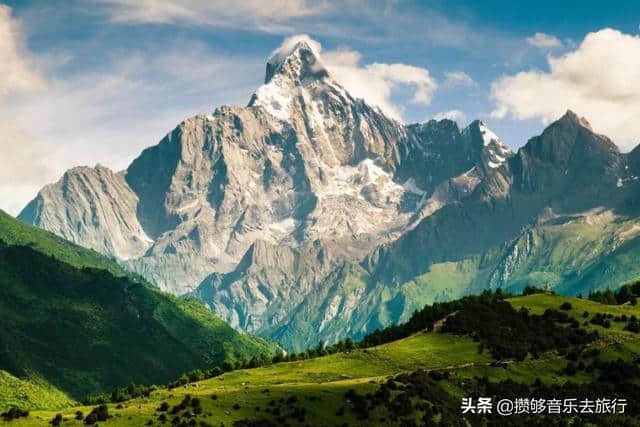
93,0,330,32
526,32,562,49
0,121,54,215
321,47,437,120
433,110,466,123
265,35,438,120
91,0,474,48
0,5,45,96
491,28,640,151
0,6,51,215
443,71,474,88
0,34,262,215
268,34,322,66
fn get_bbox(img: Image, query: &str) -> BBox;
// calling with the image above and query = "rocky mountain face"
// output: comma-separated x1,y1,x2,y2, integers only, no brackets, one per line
19,39,640,350
372,111,635,284
20,165,152,261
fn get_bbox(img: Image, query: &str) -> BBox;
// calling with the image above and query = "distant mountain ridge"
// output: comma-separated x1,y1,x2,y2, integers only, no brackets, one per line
19,38,640,350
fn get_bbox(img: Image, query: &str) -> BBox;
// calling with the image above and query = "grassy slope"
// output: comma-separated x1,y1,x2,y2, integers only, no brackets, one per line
11,294,640,426
0,211,275,407
0,371,74,412
0,211,127,277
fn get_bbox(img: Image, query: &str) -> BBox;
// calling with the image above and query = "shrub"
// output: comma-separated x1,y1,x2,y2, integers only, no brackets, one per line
441,301,597,360
625,321,640,333
522,286,550,296
51,413,63,426
84,404,109,424
1,407,29,421
590,313,612,328
187,369,205,382
206,367,222,378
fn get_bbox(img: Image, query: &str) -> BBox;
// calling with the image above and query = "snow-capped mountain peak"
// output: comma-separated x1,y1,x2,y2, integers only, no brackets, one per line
249,36,339,123
264,36,327,84
471,120,513,169
478,121,500,147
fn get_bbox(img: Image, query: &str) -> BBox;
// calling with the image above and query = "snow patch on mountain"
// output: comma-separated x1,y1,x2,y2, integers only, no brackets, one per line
479,121,512,169
479,122,500,147
314,158,402,200
251,36,331,124
253,77,292,122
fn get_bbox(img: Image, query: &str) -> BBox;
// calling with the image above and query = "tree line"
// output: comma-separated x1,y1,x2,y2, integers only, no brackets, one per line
84,280,639,406
588,281,640,306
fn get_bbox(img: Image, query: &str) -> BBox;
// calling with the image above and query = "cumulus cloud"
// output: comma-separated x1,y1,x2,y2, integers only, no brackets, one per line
0,30,262,215
0,6,52,215
491,28,640,150
321,46,437,120
433,110,466,123
268,34,322,66
265,35,437,120
93,0,330,32
0,121,54,214
443,71,474,88
526,32,563,49
0,5,45,96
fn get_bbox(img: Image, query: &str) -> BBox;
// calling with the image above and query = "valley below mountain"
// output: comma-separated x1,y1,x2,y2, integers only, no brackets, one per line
4,291,640,426
0,211,275,404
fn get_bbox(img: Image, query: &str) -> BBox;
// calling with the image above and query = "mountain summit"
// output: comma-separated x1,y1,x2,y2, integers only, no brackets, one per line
558,109,593,130
19,37,640,350
263,37,328,84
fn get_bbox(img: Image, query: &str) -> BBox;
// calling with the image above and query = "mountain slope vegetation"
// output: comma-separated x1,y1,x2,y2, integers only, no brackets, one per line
0,211,275,404
5,292,639,425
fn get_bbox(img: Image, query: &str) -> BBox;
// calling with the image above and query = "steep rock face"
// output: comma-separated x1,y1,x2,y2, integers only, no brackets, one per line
192,239,343,335
512,111,625,207
19,165,151,260
122,109,317,292
373,112,635,285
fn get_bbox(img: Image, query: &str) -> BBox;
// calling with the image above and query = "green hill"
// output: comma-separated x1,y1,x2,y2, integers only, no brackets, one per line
0,371,74,413
6,292,639,425
0,211,129,278
0,211,276,407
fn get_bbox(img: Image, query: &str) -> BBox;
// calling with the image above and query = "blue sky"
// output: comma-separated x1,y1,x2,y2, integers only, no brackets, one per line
1,0,640,214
